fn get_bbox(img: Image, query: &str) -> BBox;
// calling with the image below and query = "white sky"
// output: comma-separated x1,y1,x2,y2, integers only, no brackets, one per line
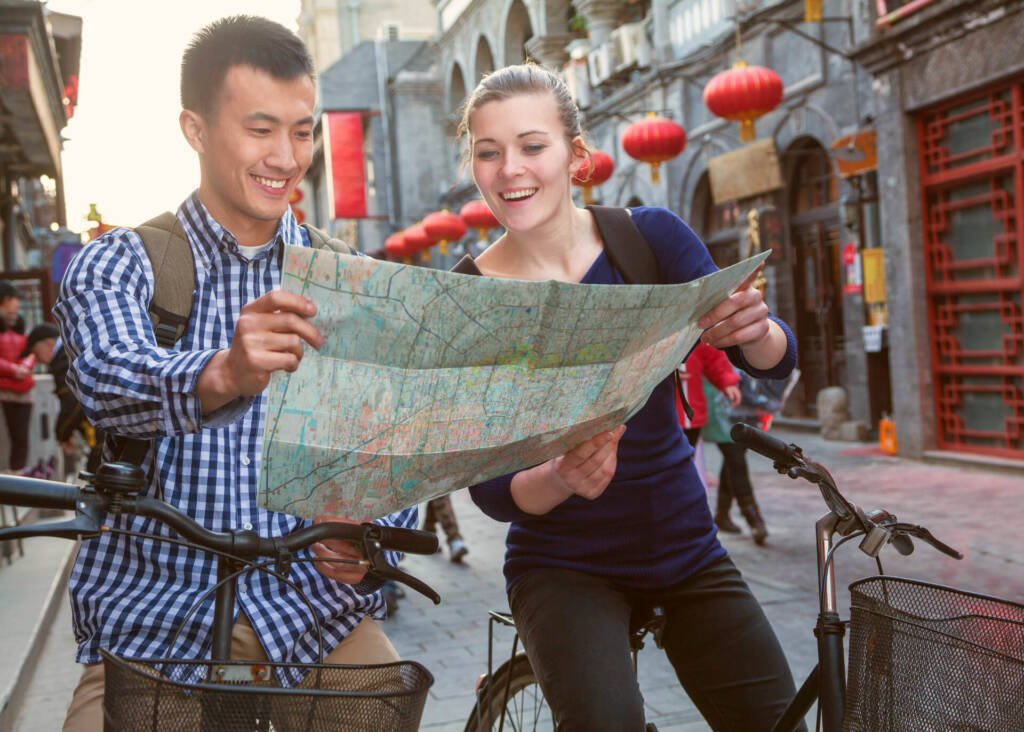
46,0,301,232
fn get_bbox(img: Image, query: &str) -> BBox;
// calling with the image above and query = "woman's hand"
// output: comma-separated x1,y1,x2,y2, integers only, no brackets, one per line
510,425,627,514
549,425,627,500
697,266,786,370
310,515,369,585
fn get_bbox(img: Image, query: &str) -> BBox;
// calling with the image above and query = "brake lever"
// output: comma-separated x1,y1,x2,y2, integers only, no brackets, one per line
361,535,442,604
0,491,105,542
894,523,964,560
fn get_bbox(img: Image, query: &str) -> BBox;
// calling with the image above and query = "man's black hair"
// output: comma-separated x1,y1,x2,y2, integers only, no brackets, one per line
0,281,17,303
181,15,315,116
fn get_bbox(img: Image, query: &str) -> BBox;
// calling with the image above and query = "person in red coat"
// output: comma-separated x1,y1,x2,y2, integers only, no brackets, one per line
0,281,31,471
675,343,742,531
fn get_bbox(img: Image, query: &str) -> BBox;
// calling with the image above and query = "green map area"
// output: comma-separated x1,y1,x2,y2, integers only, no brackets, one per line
258,247,769,520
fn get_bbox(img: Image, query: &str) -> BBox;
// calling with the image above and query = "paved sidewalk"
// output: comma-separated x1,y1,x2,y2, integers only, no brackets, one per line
11,427,1024,730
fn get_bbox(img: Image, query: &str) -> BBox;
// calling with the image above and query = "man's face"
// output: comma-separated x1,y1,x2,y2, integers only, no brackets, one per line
189,65,315,244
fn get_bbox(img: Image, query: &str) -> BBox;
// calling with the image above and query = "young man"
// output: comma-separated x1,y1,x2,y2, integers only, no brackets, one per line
54,16,416,730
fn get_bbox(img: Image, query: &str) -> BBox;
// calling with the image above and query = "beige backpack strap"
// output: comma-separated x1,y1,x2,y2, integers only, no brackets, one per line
135,211,195,348
301,223,356,255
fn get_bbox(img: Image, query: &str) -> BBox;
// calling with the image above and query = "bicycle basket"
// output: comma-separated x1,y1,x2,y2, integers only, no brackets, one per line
101,650,432,732
843,576,1024,731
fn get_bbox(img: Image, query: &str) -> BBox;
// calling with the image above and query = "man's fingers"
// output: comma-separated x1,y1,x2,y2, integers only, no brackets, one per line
243,289,317,316
237,311,324,349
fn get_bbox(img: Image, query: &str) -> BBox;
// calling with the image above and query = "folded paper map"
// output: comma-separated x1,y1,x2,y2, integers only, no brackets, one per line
258,247,770,520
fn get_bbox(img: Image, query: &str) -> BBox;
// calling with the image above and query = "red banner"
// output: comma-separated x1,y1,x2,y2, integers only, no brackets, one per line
323,112,367,219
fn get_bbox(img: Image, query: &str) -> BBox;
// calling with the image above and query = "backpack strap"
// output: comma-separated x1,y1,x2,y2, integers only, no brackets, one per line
585,205,662,285
585,205,693,421
135,212,195,349
301,223,356,255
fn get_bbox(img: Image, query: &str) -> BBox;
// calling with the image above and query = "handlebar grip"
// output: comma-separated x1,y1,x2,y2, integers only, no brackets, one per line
0,475,80,511
730,423,802,466
372,525,439,555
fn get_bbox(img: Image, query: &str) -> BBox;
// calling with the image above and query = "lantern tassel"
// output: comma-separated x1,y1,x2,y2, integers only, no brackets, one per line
805,0,822,22
739,119,756,143
583,187,594,204
649,162,661,184
440,240,449,256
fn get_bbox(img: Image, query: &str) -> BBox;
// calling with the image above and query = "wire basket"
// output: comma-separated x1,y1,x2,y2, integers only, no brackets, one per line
101,651,433,731
843,576,1024,731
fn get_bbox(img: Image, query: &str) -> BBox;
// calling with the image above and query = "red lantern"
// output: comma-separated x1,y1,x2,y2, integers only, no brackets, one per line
384,232,406,261
571,150,615,204
460,199,500,241
423,209,468,256
404,223,431,263
621,113,686,184
703,61,784,143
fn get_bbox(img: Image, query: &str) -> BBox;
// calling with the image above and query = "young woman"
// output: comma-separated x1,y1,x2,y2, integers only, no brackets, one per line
460,64,801,731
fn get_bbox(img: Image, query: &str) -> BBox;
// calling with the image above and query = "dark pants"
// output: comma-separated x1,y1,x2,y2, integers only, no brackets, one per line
717,441,754,501
423,495,462,543
509,558,801,731
2,401,31,471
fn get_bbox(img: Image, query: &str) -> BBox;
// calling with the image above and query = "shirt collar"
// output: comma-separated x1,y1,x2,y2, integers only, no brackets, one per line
176,192,305,271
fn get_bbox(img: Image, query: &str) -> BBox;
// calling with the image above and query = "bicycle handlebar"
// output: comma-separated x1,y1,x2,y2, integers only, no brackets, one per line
730,423,963,562
0,466,442,603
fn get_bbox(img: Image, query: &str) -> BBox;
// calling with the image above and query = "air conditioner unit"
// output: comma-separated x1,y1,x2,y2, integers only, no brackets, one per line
587,41,621,86
562,58,592,109
612,22,652,72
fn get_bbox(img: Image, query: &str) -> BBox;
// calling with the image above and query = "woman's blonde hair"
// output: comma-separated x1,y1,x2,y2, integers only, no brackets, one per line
456,63,587,158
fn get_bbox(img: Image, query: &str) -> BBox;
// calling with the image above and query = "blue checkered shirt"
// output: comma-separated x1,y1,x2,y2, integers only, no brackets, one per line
54,193,416,679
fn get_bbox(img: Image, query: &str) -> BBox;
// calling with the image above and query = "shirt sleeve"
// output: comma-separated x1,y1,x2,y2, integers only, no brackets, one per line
53,228,248,438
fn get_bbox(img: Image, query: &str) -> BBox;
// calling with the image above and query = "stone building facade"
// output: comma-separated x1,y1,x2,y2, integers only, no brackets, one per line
307,0,1024,462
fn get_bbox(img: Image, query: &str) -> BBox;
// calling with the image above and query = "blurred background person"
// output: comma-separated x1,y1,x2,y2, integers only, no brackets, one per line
675,343,742,531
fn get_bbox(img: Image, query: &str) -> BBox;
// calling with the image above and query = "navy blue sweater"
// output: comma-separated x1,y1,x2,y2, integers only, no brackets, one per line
469,207,797,591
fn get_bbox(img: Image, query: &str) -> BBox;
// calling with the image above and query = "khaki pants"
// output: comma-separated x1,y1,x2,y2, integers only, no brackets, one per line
62,614,398,731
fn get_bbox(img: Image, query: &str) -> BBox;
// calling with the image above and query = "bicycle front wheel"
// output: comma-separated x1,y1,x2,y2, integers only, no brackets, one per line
465,652,554,731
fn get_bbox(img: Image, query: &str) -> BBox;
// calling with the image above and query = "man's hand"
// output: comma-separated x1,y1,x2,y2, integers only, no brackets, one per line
197,290,324,414
310,515,370,585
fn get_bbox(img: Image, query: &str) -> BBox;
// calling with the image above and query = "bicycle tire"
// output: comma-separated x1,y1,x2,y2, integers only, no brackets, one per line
464,652,554,732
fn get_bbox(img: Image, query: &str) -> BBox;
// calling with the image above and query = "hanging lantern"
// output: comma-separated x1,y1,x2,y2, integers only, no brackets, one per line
423,209,468,256
384,232,406,262
460,199,500,242
571,150,615,204
404,223,431,264
621,113,686,184
703,61,784,144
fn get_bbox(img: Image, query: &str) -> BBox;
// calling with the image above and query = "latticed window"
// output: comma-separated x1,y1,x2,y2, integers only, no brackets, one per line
919,80,1024,459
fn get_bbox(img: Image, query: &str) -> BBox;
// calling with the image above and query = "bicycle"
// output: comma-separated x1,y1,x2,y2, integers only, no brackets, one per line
0,460,445,731
463,424,1024,731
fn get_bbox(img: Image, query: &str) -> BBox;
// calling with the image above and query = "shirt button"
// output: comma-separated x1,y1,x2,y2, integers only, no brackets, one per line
241,455,251,466
243,522,254,531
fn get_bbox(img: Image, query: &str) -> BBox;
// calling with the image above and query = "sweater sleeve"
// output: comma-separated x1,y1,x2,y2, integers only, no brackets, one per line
469,473,537,523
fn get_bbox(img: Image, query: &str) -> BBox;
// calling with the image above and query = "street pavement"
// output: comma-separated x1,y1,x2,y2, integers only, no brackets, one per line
10,427,1024,730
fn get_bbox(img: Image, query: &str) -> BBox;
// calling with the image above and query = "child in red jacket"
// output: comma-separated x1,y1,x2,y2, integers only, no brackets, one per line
675,344,742,531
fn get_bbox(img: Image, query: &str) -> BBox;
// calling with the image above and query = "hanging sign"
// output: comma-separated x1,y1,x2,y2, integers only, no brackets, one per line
843,242,862,294
322,111,368,219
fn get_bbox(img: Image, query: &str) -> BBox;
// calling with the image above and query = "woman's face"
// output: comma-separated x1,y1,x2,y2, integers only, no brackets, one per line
469,92,585,234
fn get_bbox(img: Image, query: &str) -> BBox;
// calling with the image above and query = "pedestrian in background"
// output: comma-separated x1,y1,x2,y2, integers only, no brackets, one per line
675,343,742,531
704,370,799,544
0,282,32,471
423,495,469,563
